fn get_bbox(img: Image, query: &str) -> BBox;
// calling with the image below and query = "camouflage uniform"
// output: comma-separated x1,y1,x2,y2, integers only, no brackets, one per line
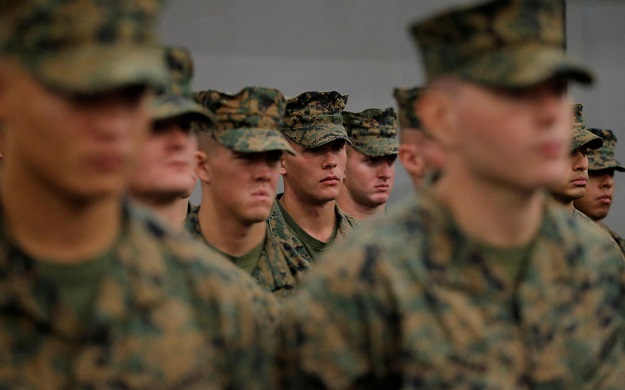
189,87,305,297
342,107,399,158
0,205,278,389
267,196,359,265
0,1,277,388
186,204,306,298
280,190,625,389
280,0,625,388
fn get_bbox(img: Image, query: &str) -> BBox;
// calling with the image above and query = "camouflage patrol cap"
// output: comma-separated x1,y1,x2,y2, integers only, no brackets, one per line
152,47,213,124
410,0,594,88
571,103,602,151
587,128,625,172
281,91,351,149
193,87,295,155
0,0,166,94
343,107,399,157
392,87,422,129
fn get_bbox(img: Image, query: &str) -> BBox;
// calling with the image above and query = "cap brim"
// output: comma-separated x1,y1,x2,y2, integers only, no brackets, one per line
589,161,625,172
459,45,594,88
283,124,351,149
31,44,167,94
214,128,296,155
152,95,214,123
572,129,603,151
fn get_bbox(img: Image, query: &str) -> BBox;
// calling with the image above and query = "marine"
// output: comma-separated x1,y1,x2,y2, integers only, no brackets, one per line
0,0,278,388
279,0,625,388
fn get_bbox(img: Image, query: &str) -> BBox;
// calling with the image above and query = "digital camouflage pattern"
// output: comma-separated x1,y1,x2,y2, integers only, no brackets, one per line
587,128,625,171
571,103,603,151
0,203,280,389
194,87,295,155
342,107,399,157
281,91,351,148
0,0,167,94
151,46,214,123
409,0,594,87
186,205,309,298
599,221,625,258
280,188,625,389
392,86,422,129
267,197,359,266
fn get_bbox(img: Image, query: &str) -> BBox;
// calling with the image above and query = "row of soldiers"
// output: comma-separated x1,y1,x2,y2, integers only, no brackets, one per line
1,0,625,388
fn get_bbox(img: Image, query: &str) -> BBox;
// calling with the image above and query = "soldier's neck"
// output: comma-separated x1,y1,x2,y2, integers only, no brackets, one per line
336,190,382,222
132,195,189,231
280,191,337,242
1,171,122,264
435,168,544,248
197,198,266,257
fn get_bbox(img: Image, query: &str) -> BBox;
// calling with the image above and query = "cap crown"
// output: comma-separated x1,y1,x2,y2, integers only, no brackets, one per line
393,87,422,129
571,103,602,151
281,91,350,148
0,0,165,92
343,107,399,157
587,128,625,171
410,0,592,87
194,87,294,154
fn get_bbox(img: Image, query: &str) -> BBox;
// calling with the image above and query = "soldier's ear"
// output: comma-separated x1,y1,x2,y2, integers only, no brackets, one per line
399,143,424,180
194,150,210,183
416,84,456,148
279,154,287,176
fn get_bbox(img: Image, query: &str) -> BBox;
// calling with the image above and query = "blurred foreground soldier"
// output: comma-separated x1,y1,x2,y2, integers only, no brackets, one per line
128,46,213,230
550,103,603,212
267,91,358,264
189,87,306,297
574,128,625,254
337,107,399,221
393,86,446,186
280,0,625,388
0,0,277,388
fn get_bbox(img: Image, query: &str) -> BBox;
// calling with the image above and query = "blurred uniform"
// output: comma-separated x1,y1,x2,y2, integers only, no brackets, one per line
574,128,625,255
267,91,359,264
279,0,625,388
0,0,277,388
187,87,306,298
338,107,399,221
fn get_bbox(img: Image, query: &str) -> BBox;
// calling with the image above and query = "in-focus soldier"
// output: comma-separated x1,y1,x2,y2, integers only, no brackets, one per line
574,128,625,255
279,0,625,388
267,91,359,265
337,107,399,221
0,0,278,387
188,86,307,297
128,46,213,230
550,103,603,213
393,86,446,186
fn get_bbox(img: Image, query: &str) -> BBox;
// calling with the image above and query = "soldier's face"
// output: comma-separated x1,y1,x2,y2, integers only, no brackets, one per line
551,147,589,203
281,139,347,205
200,141,282,224
573,169,615,220
442,77,571,191
0,61,151,201
128,117,198,202
342,147,396,208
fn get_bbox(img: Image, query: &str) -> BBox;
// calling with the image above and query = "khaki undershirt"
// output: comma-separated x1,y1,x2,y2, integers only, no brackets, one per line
278,200,338,262
474,241,533,284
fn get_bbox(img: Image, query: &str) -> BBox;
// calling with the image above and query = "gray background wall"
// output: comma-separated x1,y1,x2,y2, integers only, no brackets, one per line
160,0,625,235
